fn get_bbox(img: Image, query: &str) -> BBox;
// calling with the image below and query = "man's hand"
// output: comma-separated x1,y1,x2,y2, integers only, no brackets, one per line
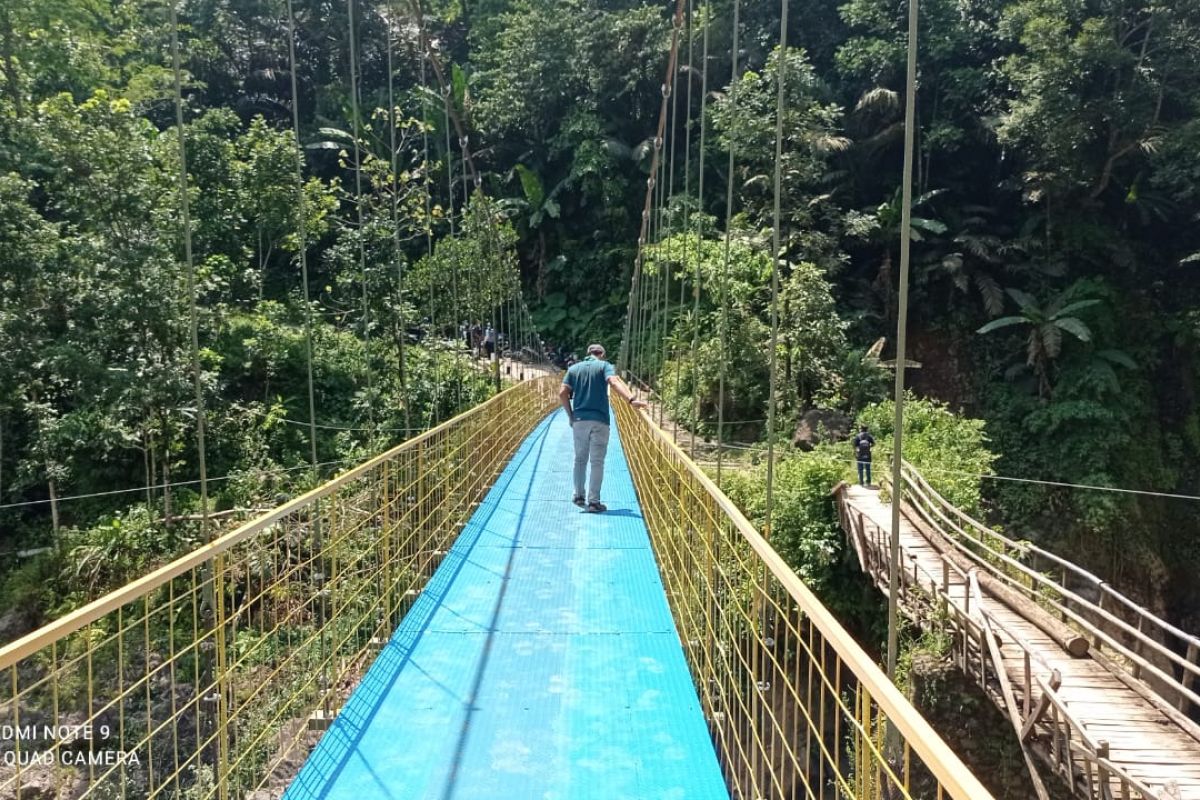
630,399,649,410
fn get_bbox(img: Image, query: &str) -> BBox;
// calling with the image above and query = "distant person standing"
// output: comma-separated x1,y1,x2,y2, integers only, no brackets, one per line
559,344,647,512
484,325,497,358
852,425,876,486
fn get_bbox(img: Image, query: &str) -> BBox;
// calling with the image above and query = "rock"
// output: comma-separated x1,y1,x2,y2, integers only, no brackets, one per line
792,408,852,451
0,763,84,800
0,606,36,646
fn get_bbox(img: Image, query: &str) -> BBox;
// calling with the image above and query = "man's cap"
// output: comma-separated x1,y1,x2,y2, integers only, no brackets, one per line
587,343,605,356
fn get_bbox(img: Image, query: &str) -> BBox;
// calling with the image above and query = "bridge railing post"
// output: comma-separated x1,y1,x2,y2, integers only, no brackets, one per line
1180,642,1199,714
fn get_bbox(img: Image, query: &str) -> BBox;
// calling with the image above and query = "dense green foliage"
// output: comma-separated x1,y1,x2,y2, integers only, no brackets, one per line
858,395,998,515
1,0,1198,643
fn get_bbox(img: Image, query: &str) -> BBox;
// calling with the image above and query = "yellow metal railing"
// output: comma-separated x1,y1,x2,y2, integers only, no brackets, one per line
0,377,558,800
615,398,994,800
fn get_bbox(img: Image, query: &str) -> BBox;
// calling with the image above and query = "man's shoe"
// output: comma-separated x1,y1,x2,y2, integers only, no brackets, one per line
585,501,607,514
572,495,586,508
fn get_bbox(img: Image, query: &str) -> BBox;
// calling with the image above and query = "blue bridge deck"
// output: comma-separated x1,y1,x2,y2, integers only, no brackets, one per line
283,410,729,799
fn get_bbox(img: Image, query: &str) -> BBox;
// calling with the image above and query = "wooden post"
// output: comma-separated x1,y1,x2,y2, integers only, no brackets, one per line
1024,651,1032,717
1179,642,1199,714
1132,616,1145,680
1060,566,1069,622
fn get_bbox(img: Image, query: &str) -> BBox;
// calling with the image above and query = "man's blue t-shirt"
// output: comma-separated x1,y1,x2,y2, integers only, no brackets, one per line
564,357,616,423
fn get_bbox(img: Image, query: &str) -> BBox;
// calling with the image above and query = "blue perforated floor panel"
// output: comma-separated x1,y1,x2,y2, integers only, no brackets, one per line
283,409,730,800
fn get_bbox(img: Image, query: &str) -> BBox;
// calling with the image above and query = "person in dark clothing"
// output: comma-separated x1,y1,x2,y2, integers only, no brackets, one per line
852,425,876,486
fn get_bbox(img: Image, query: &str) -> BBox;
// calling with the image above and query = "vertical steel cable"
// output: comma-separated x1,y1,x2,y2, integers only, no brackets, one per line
765,0,788,538
887,0,921,681
759,5,788,790
285,0,320,484
658,29,681,425
444,95,456,240
444,97,462,408
168,3,208,541
347,0,374,435
169,5,225,793
619,0,689,375
716,0,739,486
418,48,442,426
671,0,694,442
651,142,667,382
385,0,411,433
689,0,708,460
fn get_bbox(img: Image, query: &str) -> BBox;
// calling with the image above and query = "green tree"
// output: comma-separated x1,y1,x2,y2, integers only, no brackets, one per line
976,285,1100,397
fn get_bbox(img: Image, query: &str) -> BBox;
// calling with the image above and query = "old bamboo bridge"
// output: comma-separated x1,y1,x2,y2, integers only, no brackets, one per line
836,466,1200,800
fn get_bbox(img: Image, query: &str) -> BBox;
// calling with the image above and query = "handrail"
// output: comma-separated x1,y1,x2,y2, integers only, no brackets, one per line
618,403,995,800
904,473,1200,716
0,379,555,669
899,462,1200,716
835,483,1164,800
903,461,1200,651
1,376,561,800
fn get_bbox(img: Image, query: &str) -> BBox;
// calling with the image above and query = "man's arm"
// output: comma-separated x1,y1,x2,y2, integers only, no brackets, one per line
559,383,575,424
607,375,648,409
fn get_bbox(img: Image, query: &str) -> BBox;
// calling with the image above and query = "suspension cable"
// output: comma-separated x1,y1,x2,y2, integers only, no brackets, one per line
689,0,709,461
887,0,922,681
168,1,210,542
764,0,788,539
417,43,442,426
672,0,694,445
385,0,411,433
658,27,681,426
408,0,548,390
286,0,320,483
346,0,375,435
619,0,689,375
716,0,740,486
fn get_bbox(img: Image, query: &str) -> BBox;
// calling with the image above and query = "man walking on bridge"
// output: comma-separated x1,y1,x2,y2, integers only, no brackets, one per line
559,344,647,513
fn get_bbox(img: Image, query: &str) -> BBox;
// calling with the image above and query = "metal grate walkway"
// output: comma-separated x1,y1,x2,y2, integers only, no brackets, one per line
283,409,729,799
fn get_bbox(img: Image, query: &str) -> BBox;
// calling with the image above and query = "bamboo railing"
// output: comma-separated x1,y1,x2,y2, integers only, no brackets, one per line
837,463,1200,800
899,463,1200,722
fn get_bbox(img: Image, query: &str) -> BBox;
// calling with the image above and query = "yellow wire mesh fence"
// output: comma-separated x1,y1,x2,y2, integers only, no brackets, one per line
614,398,995,800
0,377,558,800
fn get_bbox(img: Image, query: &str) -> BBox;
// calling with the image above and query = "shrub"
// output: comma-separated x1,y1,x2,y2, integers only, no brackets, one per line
856,394,997,516
723,445,847,593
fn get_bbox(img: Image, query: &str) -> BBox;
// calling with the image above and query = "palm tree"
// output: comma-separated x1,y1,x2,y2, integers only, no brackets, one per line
977,287,1100,397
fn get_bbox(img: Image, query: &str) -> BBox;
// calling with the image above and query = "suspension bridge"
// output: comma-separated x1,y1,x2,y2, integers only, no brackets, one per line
2,0,1197,796
1,380,992,800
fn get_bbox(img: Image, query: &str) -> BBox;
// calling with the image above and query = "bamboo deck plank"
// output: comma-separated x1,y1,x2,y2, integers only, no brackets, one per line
841,486,1200,800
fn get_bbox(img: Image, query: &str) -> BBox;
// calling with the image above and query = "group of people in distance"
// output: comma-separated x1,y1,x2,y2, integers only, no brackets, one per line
461,322,499,359
557,343,881,516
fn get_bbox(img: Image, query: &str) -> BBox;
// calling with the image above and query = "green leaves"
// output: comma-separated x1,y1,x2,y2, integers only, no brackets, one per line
451,63,469,117
514,164,545,208
976,315,1028,335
